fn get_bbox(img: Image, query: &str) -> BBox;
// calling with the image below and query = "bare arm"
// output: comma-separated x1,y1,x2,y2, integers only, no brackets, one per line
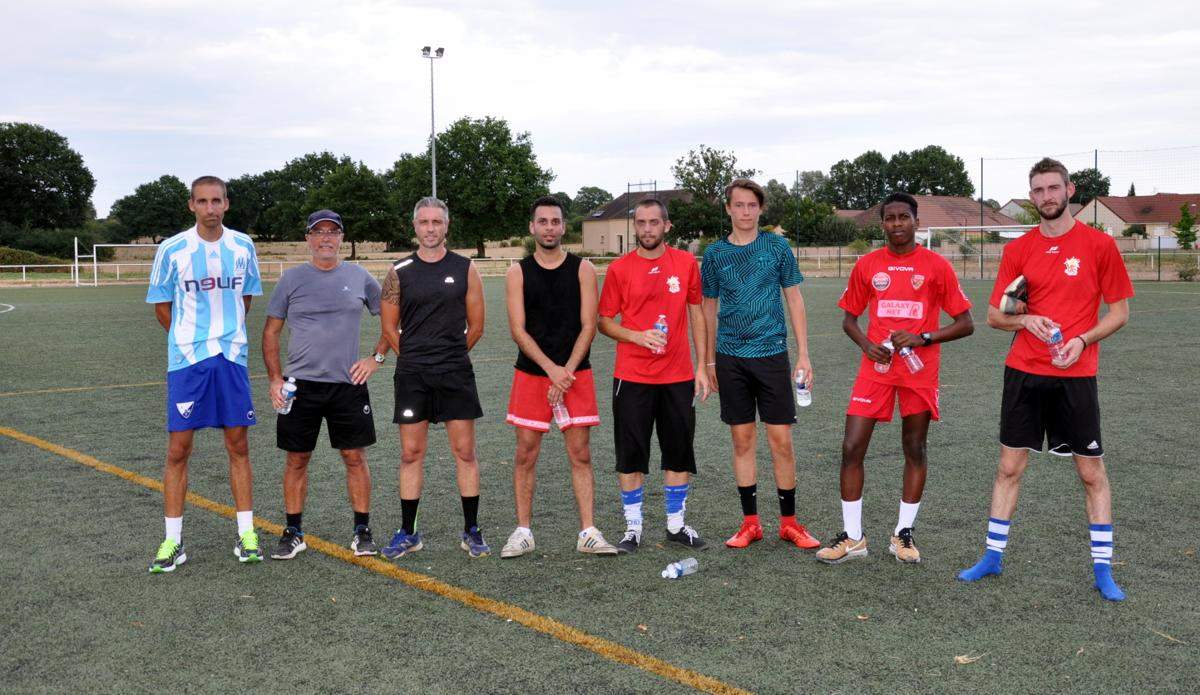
243,295,252,314
380,269,401,355
986,303,1058,342
891,310,975,349
842,310,892,364
154,302,172,331
1052,298,1130,368
596,315,667,350
687,301,713,401
262,316,287,408
564,260,599,373
465,262,485,351
782,284,813,386
701,297,719,391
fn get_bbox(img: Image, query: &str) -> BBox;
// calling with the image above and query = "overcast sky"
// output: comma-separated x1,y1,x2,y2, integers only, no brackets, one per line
5,0,1199,216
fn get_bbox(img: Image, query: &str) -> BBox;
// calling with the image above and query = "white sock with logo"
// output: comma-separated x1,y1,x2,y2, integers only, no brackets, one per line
165,516,182,543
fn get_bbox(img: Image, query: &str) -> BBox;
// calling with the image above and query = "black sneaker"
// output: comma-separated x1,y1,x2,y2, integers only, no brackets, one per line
665,525,707,550
616,529,641,554
351,525,379,556
271,526,307,560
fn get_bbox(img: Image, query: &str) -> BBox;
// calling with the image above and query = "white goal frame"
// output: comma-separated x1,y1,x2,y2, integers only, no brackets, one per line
74,237,161,287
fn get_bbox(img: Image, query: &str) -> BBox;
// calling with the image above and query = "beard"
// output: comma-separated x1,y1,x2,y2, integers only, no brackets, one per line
536,236,561,250
1039,197,1068,221
637,235,664,251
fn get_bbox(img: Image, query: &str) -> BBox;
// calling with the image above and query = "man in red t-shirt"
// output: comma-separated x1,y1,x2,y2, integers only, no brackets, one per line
597,198,714,553
958,158,1134,602
816,193,974,566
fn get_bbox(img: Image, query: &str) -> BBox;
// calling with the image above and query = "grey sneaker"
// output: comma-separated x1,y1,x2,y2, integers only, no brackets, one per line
351,525,378,556
271,526,306,560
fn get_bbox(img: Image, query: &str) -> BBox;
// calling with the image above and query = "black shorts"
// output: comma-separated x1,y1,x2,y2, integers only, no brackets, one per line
999,366,1103,457
277,380,376,452
393,367,483,424
612,378,696,474
714,351,796,426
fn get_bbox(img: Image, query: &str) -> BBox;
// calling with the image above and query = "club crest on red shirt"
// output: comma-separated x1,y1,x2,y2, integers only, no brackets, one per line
911,274,925,290
1064,257,1080,276
872,272,891,291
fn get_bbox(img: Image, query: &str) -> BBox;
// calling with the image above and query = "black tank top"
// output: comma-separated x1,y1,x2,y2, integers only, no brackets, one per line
393,251,472,372
515,253,590,376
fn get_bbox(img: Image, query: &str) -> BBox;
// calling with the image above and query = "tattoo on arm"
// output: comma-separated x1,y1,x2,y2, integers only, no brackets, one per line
381,269,400,305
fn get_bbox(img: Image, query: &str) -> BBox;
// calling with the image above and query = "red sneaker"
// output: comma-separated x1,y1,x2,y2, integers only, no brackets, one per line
725,520,764,548
780,522,820,549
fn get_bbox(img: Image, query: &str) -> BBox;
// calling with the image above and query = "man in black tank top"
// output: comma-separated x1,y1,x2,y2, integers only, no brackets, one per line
499,197,618,558
378,196,490,559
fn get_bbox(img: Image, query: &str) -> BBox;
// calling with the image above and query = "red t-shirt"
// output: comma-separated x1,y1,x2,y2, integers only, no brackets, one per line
838,245,972,387
598,247,702,384
989,221,1134,377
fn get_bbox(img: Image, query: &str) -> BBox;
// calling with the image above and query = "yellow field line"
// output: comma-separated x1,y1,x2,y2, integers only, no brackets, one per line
0,426,751,695
0,374,269,399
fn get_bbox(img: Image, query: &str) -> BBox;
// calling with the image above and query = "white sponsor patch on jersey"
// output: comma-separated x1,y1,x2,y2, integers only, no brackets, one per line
444,276,455,283
876,300,925,319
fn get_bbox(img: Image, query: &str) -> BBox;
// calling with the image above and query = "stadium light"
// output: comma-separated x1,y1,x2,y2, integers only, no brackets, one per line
421,46,445,198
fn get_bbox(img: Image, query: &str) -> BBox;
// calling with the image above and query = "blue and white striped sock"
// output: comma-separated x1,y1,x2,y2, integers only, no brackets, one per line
1089,523,1113,565
621,486,644,532
958,517,1009,582
986,517,1011,556
665,484,689,533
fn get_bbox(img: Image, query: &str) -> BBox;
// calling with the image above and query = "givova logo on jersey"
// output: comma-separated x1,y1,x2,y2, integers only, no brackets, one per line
183,276,244,292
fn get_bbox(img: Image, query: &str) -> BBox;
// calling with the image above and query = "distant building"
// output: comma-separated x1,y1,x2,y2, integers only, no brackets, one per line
849,195,1022,231
581,189,692,255
1074,194,1200,239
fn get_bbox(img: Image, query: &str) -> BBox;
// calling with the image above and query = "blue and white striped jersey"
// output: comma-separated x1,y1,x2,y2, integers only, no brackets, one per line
145,226,263,372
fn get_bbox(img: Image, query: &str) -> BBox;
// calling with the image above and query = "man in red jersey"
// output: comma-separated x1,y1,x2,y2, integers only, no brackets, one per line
958,158,1133,601
816,192,974,565
598,198,713,553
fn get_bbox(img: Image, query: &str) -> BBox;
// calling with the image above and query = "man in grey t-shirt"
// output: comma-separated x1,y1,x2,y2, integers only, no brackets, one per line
262,209,390,560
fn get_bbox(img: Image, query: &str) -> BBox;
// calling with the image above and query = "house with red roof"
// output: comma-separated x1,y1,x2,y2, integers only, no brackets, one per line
1074,194,1200,239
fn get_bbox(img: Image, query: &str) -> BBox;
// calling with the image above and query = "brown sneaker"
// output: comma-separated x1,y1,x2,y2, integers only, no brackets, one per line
815,532,868,564
889,527,921,563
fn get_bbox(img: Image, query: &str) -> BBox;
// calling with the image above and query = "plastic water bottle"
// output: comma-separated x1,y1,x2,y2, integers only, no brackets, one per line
898,346,924,374
651,314,668,355
661,557,699,579
874,339,894,374
551,401,571,430
794,370,812,407
1047,327,1067,363
277,377,297,415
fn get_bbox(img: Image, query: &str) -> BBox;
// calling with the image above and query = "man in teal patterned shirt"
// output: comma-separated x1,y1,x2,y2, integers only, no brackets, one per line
701,178,821,551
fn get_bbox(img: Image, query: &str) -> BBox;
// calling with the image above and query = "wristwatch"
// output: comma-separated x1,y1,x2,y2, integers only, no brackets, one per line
373,352,386,364
920,332,933,347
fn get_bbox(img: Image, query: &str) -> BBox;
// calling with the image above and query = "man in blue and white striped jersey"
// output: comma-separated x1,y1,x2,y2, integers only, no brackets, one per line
144,175,264,573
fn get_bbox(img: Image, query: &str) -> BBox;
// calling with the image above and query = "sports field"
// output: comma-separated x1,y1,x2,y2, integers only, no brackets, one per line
0,276,1196,693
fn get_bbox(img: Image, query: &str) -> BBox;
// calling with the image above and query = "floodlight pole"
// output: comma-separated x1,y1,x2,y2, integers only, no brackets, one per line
422,46,444,198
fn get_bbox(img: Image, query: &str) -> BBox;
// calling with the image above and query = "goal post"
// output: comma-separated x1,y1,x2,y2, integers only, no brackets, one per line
75,238,162,286
923,225,1036,279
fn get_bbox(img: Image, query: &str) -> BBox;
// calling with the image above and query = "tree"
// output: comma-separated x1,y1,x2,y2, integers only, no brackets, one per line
795,170,828,199
1069,167,1110,206
550,191,572,216
667,197,725,243
761,179,796,228
672,145,756,204
0,122,96,229
1175,203,1197,250
225,171,276,238
305,161,400,259
398,116,553,257
108,175,191,243
1128,182,1136,196
572,186,612,216
819,150,889,209
887,145,975,198
258,152,351,241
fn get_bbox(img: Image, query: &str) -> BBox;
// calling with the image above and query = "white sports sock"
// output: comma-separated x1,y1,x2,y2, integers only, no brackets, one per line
236,510,254,535
165,516,182,544
842,498,863,540
666,511,685,534
623,502,644,532
579,526,598,538
895,501,921,536
516,526,532,537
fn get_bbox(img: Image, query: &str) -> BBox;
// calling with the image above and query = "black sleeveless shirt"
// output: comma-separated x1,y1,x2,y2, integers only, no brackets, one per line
393,250,472,372
515,253,590,376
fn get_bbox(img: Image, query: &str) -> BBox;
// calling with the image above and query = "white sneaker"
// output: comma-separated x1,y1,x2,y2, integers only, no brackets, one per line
576,527,618,555
500,527,535,558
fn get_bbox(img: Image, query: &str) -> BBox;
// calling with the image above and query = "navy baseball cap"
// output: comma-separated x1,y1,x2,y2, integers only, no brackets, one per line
306,209,344,231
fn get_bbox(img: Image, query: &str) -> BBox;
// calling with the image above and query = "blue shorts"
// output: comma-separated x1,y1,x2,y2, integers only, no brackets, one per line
166,355,256,432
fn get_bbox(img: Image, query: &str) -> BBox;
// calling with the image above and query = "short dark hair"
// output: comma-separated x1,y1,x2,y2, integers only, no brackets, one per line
635,197,669,221
529,195,565,221
880,192,918,219
724,178,765,206
190,175,227,198
1028,157,1071,186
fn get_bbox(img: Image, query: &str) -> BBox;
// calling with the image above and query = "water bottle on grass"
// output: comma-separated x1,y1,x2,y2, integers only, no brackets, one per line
661,558,699,579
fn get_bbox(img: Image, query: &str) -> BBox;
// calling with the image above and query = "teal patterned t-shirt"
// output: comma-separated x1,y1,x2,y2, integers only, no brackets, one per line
700,232,803,358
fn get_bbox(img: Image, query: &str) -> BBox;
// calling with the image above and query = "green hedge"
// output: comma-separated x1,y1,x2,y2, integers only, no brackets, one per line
0,246,70,265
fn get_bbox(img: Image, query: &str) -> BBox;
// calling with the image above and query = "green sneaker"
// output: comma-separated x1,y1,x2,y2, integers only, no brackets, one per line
234,529,263,563
149,539,187,573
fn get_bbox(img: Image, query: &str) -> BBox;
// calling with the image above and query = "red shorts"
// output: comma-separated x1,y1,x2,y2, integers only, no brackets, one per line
845,374,940,422
506,368,600,432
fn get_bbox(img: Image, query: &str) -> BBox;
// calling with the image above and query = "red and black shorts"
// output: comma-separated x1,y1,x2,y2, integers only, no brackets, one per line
505,368,599,432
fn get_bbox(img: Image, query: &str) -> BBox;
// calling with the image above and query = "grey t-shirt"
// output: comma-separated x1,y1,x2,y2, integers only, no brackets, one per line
267,262,382,383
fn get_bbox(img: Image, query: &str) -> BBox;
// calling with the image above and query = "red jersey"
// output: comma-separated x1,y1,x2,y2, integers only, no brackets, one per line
989,220,1133,377
838,245,972,387
598,246,702,384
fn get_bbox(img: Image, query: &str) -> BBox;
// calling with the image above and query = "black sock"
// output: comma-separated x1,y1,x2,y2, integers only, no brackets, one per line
778,487,796,517
286,512,302,532
462,495,480,532
401,498,420,535
737,484,758,516
354,511,370,529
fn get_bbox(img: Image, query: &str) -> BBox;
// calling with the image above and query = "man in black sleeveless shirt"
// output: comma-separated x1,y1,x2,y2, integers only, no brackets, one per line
378,197,490,559
499,196,618,558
